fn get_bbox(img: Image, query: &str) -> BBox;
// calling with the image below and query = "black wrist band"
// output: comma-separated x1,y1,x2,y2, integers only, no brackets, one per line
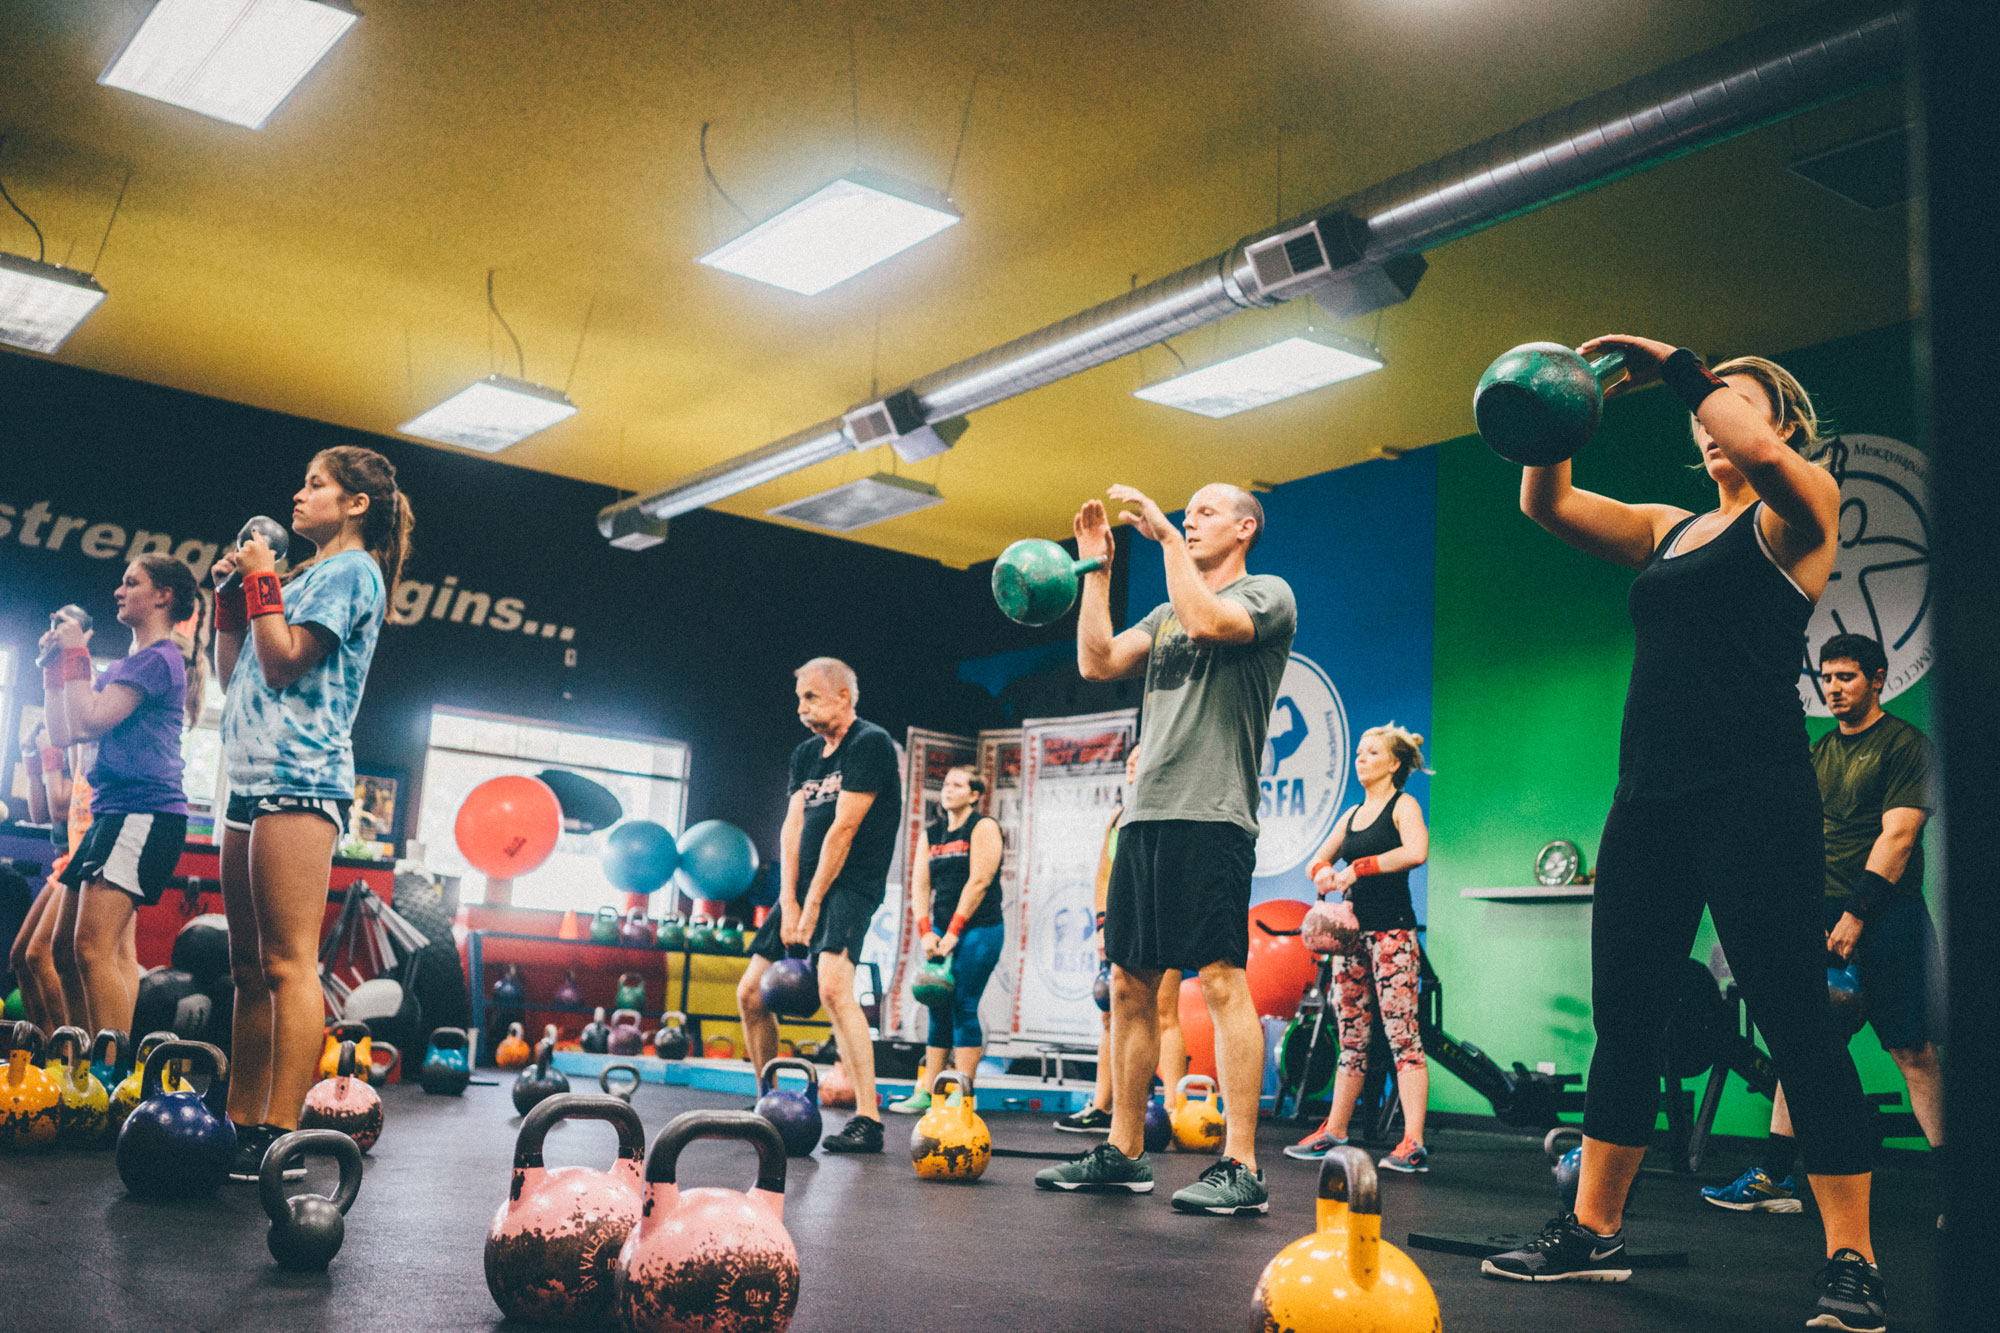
1660,348,1727,412
1850,870,1898,921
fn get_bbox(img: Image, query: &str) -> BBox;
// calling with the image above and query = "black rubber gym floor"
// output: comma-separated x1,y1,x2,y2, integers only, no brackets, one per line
0,1080,1941,1331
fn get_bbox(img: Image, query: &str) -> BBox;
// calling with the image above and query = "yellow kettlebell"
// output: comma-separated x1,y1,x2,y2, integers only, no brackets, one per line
1,1021,62,1151
1171,1074,1225,1153
46,1026,109,1146
911,1069,991,1181
110,1031,188,1134
319,1019,373,1083
1253,1145,1440,1332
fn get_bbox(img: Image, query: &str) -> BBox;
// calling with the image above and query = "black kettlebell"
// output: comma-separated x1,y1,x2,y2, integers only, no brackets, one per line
580,1007,612,1055
512,1039,570,1115
262,1128,363,1271
653,1012,690,1062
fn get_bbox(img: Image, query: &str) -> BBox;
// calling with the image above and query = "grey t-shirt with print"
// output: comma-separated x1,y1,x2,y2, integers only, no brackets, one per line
1124,574,1297,836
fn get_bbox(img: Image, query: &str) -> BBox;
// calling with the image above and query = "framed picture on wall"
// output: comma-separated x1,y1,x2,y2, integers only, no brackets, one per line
344,772,400,861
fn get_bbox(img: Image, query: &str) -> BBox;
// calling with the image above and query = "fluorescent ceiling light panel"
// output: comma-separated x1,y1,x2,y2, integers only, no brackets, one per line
100,0,359,130
0,253,108,354
699,175,959,295
1134,334,1385,419
399,375,577,453
767,473,944,532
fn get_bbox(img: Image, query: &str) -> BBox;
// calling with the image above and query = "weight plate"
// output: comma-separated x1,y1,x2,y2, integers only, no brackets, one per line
1534,839,1585,886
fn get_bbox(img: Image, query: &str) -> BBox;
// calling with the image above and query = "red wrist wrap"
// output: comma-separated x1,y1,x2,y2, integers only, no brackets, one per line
214,584,247,634
1307,859,1333,882
916,916,933,937
61,647,93,683
1351,855,1382,877
243,571,284,619
948,912,971,937
40,746,63,772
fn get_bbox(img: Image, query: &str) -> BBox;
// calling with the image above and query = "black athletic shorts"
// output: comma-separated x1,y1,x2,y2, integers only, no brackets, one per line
1841,895,1940,1052
58,812,189,906
1104,818,1257,973
223,792,352,833
810,888,879,961
748,908,785,962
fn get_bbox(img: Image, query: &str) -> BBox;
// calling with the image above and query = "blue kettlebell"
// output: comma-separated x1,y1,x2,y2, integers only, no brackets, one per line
754,1056,824,1157
116,1039,236,1199
91,1028,130,1089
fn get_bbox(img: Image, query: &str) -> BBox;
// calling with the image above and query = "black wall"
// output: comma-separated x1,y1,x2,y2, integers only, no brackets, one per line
0,353,1095,859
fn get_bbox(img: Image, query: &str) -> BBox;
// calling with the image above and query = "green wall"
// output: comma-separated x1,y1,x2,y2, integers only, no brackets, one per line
1428,321,1933,1146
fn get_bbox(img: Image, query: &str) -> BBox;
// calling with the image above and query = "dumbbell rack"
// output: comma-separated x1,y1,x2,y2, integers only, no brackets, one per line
466,928,832,1057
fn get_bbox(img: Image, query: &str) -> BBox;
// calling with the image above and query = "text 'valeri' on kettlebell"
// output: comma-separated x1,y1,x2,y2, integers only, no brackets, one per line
301,1040,384,1153
755,1056,823,1157
486,1093,647,1325
912,1069,990,1182
115,1038,235,1199
263,1129,363,1272
1252,1145,1441,1333
1474,341,1630,467
1172,1074,1225,1153
615,1110,800,1333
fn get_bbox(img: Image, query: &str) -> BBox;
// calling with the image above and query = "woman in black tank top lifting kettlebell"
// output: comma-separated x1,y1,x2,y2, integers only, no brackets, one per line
1483,336,1883,1326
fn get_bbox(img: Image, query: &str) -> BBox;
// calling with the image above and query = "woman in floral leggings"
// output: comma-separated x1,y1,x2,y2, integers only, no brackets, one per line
1286,723,1433,1172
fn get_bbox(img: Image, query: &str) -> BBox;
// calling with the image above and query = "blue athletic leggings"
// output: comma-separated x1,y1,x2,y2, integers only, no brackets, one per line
927,921,1005,1051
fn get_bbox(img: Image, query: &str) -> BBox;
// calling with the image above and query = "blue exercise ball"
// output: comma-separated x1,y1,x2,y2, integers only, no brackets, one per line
674,820,760,901
745,862,780,909
603,820,680,894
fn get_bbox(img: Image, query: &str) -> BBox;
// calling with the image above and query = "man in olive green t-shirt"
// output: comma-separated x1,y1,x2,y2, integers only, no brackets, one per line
1704,633,1942,1215
1034,482,1296,1219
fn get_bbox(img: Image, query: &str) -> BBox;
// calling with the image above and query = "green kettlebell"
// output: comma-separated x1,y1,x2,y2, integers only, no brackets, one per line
912,956,956,1009
991,539,1105,627
656,915,686,951
589,906,621,945
1473,342,1628,467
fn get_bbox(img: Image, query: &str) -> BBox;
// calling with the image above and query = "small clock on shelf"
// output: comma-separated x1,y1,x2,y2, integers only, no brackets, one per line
1534,839,1591,887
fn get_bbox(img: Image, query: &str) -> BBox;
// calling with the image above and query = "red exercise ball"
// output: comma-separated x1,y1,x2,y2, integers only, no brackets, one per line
1244,897,1315,1019
1178,977,1216,1082
454,776,562,879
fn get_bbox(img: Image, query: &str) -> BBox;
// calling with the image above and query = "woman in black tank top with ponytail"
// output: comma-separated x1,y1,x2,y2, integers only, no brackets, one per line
1485,337,1881,1329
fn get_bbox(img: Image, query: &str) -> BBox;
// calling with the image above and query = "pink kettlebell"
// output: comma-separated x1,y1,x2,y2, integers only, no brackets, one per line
485,1092,647,1325
615,1110,799,1333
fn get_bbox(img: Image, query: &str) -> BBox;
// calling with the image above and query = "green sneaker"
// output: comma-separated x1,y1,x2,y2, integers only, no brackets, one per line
1034,1142,1154,1193
886,1090,931,1115
1170,1158,1269,1216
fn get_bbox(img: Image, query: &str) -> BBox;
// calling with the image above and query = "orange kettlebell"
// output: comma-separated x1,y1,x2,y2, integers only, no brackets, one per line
1252,1145,1441,1332
1,1022,61,1150
1171,1074,1225,1153
319,1020,373,1082
910,1070,990,1182
496,1022,532,1069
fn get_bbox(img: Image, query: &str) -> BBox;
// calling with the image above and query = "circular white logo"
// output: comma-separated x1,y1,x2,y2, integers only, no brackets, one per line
1255,653,1349,878
1798,435,1932,716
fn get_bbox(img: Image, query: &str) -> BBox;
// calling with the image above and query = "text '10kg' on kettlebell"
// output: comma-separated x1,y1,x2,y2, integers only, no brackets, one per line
754,1057,823,1157
487,1093,647,1325
912,1069,990,1182
614,1110,800,1333
1252,1146,1440,1333
263,1129,363,1272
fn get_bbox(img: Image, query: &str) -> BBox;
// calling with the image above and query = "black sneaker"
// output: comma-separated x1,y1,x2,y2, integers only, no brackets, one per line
227,1123,274,1182
1034,1142,1154,1193
1808,1249,1886,1331
1169,1158,1269,1216
1481,1214,1632,1282
1054,1105,1114,1134
821,1115,884,1154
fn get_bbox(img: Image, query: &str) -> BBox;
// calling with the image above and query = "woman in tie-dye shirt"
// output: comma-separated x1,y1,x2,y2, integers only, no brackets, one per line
210,445,411,1182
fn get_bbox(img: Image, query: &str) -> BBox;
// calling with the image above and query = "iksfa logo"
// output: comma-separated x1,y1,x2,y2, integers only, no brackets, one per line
1799,435,1932,716
1255,653,1349,878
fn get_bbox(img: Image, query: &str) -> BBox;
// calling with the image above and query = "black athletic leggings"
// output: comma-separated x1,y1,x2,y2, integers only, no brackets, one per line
1585,769,1873,1175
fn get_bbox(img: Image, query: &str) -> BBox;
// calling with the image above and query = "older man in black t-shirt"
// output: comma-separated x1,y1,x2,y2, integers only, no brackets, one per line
737,655,901,1153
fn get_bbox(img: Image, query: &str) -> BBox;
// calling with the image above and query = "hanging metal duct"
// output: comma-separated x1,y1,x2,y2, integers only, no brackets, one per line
599,0,1909,540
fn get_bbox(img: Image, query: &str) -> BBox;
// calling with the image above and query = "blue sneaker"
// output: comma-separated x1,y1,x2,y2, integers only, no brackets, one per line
1379,1139,1429,1173
1701,1166,1802,1213
1283,1128,1348,1161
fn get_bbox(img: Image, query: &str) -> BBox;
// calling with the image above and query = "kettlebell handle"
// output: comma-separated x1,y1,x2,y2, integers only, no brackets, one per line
531,1038,556,1076
515,1091,647,1168
1175,1073,1216,1101
5,1020,43,1061
47,1025,88,1067
644,1109,788,1195
1317,1145,1383,1288
600,1064,642,1102
929,1068,972,1101
329,1019,370,1043
427,1027,470,1053
141,1038,226,1101
761,1056,820,1095
92,1027,128,1075
1543,1125,1584,1163
334,1039,360,1080
610,1008,642,1028
1584,349,1627,384
261,1128,363,1222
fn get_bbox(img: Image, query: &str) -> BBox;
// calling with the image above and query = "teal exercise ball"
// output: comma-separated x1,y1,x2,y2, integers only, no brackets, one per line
674,820,760,901
603,820,680,895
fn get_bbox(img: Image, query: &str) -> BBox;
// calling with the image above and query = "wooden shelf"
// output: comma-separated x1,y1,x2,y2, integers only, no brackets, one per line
1458,885,1595,903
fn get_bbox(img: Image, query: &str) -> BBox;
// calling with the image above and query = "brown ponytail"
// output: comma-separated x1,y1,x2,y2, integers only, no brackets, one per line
134,552,206,728
308,446,415,592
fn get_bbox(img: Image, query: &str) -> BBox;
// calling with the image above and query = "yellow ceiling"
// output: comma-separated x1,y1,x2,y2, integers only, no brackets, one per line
0,0,1911,567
